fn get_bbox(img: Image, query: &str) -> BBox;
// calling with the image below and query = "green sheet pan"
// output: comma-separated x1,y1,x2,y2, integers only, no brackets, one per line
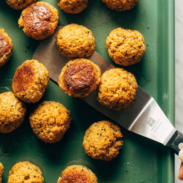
0,0,175,182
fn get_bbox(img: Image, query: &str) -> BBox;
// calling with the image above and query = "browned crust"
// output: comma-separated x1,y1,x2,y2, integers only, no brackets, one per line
12,61,35,94
63,61,95,94
0,34,12,57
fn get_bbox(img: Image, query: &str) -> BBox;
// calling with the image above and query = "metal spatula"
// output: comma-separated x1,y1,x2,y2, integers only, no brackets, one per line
33,26,182,155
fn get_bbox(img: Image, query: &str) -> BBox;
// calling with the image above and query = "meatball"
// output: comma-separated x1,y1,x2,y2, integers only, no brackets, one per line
18,2,59,40
8,161,44,183
97,68,138,111
0,163,4,183
12,60,50,103
0,28,13,67
102,0,139,11
56,24,95,58
106,28,146,66
58,59,101,97
83,121,123,161
29,101,71,143
0,92,26,133
58,0,88,14
6,0,37,10
57,165,98,183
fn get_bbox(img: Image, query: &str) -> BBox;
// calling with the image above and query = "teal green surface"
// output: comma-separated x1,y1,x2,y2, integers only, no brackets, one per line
0,0,175,182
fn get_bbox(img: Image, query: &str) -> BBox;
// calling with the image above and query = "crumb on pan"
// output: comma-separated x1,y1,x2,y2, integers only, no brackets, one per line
58,58,101,97
83,120,123,161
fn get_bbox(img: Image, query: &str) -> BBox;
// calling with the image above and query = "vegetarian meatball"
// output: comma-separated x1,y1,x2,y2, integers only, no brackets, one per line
97,68,138,111
57,165,98,183
83,121,123,161
58,59,101,97
0,163,4,183
18,2,59,40
6,0,37,10
102,0,139,11
0,92,26,133
12,60,50,103
56,24,95,58
58,0,88,14
106,28,146,66
8,161,44,183
29,101,71,143
0,28,13,67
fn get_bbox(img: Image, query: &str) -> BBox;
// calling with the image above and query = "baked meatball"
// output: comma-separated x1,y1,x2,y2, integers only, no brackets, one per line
0,92,26,133
83,121,123,161
97,68,138,111
29,101,71,143
12,60,49,103
58,59,101,97
106,28,146,66
0,163,4,183
0,28,13,67
8,161,44,183
18,2,59,40
6,0,37,10
56,24,95,58
102,0,139,11
58,0,88,14
57,165,98,183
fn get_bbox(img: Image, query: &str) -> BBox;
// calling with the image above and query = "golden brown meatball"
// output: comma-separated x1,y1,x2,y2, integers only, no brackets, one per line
83,121,123,161
58,59,101,97
0,28,13,67
12,60,50,103
57,165,98,183
0,163,4,183
56,24,95,58
18,2,59,40
29,101,71,143
6,0,37,10
97,68,138,111
102,0,139,11
0,92,26,133
106,28,146,66
58,0,88,14
8,161,44,183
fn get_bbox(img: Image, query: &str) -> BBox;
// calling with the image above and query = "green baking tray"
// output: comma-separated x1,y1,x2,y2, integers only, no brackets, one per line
0,0,175,182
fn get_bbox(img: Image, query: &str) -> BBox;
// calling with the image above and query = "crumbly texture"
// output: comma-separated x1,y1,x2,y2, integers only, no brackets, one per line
57,165,98,183
58,0,88,14
102,0,139,11
0,28,13,67
0,92,26,133
56,24,95,58
6,0,37,10
0,163,4,183
8,161,44,183
83,121,123,161
97,68,138,111
12,60,49,103
106,28,146,66
29,101,71,143
18,2,59,40
58,59,101,97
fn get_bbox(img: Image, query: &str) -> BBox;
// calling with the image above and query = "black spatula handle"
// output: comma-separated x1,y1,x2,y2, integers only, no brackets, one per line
166,130,183,155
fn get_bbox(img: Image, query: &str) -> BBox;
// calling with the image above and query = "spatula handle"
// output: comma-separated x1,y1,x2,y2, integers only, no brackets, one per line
166,130,183,155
